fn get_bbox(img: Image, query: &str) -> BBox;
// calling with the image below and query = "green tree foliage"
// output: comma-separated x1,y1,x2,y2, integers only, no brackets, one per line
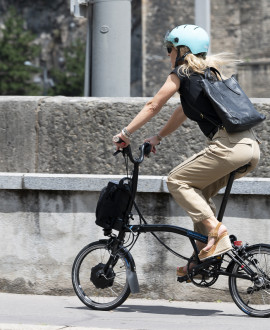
48,39,85,96
0,7,41,95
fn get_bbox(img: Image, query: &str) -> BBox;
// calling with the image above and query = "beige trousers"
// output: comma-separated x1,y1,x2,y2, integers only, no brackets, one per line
167,128,260,236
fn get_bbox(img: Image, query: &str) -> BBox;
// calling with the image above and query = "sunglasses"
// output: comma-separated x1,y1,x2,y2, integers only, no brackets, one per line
167,47,173,54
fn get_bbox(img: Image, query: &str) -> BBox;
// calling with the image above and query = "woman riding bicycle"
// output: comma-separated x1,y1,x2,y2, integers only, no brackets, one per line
113,24,260,276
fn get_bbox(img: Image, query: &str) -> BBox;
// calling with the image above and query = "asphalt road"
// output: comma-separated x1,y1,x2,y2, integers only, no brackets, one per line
0,293,269,330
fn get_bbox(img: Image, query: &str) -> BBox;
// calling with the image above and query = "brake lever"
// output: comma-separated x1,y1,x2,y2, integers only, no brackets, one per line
113,149,122,156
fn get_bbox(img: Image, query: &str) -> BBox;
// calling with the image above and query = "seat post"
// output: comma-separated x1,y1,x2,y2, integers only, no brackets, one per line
217,170,237,222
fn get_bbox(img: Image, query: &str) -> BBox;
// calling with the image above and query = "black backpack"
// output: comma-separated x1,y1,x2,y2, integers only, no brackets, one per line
95,178,132,231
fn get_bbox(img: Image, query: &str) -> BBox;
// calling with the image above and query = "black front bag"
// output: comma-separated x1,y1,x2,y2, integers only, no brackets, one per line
95,179,132,231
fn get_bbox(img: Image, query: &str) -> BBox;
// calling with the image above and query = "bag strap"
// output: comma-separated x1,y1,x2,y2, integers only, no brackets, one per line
205,67,240,95
204,67,221,80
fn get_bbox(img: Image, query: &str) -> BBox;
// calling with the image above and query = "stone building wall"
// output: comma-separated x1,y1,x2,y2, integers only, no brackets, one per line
211,0,270,97
143,0,270,97
142,0,194,96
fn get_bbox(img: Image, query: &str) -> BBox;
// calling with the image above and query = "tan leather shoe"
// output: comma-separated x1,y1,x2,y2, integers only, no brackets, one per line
198,223,232,261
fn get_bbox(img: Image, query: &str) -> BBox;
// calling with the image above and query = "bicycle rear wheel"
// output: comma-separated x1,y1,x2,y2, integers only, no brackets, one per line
229,244,270,317
72,240,131,310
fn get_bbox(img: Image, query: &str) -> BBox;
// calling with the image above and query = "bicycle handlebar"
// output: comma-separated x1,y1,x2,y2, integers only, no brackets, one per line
113,137,152,164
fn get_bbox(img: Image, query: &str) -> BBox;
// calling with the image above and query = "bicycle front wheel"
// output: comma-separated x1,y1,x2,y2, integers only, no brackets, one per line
229,244,270,317
72,240,131,310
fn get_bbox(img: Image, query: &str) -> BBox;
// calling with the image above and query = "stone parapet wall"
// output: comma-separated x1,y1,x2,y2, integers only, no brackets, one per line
0,96,269,177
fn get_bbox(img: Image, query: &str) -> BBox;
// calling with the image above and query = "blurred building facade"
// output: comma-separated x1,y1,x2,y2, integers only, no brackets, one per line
142,0,270,97
0,0,269,97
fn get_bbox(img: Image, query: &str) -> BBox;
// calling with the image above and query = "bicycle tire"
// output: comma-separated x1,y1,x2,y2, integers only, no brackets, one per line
72,240,131,310
229,244,270,317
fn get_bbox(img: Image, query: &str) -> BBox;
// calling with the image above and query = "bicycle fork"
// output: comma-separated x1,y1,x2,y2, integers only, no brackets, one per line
102,238,140,293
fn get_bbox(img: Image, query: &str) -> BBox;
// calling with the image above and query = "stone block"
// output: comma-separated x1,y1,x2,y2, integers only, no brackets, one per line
0,96,41,173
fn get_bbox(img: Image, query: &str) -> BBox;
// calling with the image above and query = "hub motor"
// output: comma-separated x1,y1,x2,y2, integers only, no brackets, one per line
90,263,115,289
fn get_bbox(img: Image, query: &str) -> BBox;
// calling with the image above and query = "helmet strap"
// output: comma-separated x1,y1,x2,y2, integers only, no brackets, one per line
175,47,191,67
181,51,192,59
174,47,181,68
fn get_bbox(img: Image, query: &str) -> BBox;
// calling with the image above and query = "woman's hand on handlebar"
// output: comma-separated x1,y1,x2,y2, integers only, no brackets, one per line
144,135,161,154
112,133,130,150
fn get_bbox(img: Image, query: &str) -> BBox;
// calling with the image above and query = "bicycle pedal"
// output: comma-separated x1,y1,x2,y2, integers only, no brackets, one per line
177,274,190,283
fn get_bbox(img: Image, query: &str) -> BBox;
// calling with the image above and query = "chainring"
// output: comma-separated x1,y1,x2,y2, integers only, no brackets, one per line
188,257,221,287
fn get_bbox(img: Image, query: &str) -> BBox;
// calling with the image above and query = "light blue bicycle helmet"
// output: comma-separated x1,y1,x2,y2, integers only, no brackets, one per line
164,24,209,66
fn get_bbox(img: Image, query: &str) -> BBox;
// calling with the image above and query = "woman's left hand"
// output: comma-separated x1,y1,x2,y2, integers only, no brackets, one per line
144,135,161,154
112,133,130,150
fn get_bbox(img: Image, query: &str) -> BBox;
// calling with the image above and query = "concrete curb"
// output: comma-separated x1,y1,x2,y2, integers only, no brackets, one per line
0,173,168,192
0,173,270,194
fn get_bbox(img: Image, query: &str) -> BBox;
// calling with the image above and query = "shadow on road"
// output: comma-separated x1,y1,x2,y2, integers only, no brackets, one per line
67,304,226,316
116,304,223,316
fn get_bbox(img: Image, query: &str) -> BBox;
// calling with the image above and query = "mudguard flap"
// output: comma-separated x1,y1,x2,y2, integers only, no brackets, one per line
126,268,140,293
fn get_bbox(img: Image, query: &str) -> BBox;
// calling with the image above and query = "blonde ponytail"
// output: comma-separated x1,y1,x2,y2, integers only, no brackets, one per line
178,46,240,78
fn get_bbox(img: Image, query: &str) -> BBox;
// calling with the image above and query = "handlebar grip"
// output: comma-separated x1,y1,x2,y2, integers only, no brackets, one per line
113,136,125,144
144,142,152,156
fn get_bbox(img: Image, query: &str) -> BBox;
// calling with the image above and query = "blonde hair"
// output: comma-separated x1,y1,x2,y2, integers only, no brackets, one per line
178,46,240,79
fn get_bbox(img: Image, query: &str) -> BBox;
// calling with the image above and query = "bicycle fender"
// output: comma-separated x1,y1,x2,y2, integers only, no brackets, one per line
100,239,140,293
245,243,270,250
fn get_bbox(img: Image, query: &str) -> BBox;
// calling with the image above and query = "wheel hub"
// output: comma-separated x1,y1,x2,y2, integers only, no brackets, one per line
254,276,265,288
90,263,115,289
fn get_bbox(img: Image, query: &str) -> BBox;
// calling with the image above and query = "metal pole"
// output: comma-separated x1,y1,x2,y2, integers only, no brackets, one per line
84,5,92,96
195,0,211,53
91,0,131,96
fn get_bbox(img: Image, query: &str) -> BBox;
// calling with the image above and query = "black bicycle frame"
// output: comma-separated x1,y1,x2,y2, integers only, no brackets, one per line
112,144,257,280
